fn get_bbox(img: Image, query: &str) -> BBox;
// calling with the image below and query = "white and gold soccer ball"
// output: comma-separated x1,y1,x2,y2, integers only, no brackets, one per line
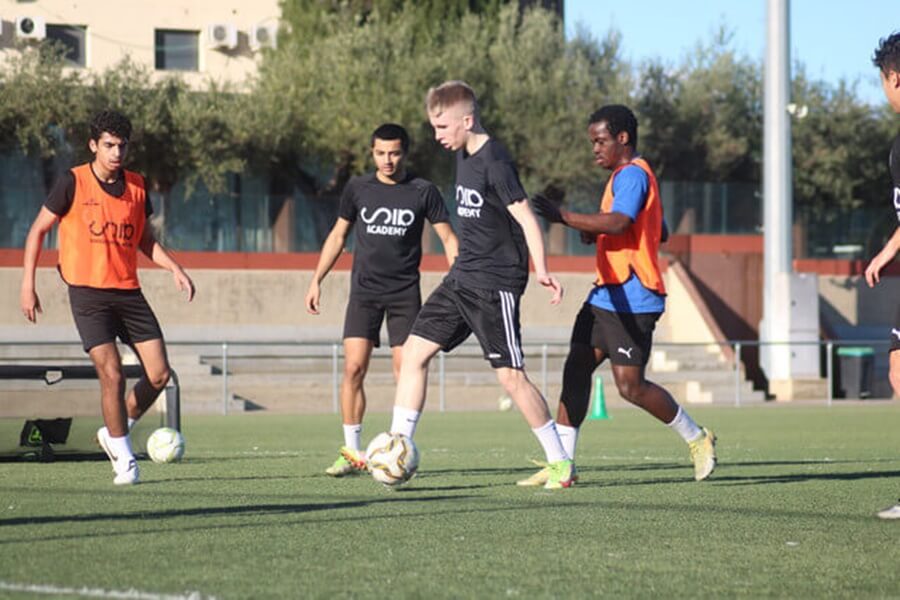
146,427,185,464
365,432,419,486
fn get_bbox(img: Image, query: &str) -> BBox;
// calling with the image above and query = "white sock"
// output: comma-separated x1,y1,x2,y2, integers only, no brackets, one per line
127,417,137,431
107,433,135,463
557,424,580,461
342,423,362,450
532,420,569,463
667,406,703,443
390,406,421,439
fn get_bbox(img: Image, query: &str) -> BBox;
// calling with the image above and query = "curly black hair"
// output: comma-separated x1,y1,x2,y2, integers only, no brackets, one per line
89,110,132,142
872,32,900,75
588,105,638,149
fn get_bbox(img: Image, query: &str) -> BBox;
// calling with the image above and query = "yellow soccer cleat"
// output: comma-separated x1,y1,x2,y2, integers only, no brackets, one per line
516,460,549,487
688,427,717,481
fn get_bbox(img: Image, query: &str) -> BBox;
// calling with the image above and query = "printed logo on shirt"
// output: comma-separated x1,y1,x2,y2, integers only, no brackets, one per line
617,347,634,359
88,220,136,246
894,187,899,223
360,207,415,236
455,185,484,219
892,328,900,341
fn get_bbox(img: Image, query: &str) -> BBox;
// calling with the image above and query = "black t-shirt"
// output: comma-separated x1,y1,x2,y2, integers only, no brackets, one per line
339,172,449,296
890,134,900,224
451,138,528,294
44,167,153,218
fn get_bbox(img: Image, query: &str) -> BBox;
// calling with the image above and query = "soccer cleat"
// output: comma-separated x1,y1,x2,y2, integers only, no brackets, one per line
877,501,900,520
113,458,140,486
544,459,576,490
688,427,717,481
325,454,360,477
517,460,549,487
96,427,117,472
339,446,367,471
517,459,579,487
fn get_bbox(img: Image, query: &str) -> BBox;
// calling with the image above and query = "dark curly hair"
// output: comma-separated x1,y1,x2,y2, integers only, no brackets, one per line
588,105,638,149
89,110,132,142
872,32,900,75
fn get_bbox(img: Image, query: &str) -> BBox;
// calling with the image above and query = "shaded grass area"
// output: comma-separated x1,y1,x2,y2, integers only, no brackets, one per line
0,405,899,598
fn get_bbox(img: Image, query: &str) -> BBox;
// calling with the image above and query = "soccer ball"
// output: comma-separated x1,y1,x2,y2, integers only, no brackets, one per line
146,427,185,464
365,432,419,486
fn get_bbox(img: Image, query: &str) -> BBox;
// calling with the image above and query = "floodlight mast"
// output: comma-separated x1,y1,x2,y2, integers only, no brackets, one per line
761,0,792,376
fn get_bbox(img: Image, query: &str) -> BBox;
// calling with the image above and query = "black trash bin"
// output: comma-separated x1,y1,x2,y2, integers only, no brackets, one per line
836,346,875,399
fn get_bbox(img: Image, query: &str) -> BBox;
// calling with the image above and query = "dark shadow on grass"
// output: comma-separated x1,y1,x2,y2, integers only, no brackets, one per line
0,493,475,529
711,469,900,487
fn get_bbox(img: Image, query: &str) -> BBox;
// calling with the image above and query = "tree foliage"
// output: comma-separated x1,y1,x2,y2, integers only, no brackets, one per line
0,4,895,240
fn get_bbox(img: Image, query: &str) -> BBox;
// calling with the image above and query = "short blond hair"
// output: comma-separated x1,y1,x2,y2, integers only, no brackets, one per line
425,80,477,116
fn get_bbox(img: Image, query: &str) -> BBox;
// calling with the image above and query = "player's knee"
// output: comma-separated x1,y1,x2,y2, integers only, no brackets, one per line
496,368,527,394
614,377,643,402
97,364,124,388
147,366,170,390
889,368,900,398
343,361,368,383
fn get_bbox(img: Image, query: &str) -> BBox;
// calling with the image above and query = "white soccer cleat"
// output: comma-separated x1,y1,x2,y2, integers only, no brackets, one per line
877,501,900,520
113,458,140,486
96,427,117,472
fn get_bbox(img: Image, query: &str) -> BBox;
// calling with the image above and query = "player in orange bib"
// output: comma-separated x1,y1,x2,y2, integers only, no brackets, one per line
20,110,195,485
529,105,716,485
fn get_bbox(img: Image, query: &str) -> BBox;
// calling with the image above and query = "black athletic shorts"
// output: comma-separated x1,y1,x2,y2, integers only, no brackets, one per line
410,277,524,369
570,303,661,367
343,288,421,348
67,286,164,353
892,304,900,353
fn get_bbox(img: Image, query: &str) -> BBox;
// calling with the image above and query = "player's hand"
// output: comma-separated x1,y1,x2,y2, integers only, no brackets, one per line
20,286,42,323
173,269,195,301
530,194,564,224
864,249,893,287
305,283,320,315
537,273,563,305
580,231,596,245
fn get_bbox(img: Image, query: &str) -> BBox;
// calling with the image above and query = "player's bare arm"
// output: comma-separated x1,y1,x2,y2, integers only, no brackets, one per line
432,221,459,266
507,199,563,305
305,217,352,314
864,226,900,287
531,193,632,236
20,207,59,323
139,226,195,302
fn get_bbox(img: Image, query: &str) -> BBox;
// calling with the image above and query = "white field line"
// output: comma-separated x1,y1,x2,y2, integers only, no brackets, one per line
0,581,216,600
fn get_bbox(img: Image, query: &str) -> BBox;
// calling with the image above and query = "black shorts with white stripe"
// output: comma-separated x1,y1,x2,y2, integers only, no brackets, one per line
410,276,525,369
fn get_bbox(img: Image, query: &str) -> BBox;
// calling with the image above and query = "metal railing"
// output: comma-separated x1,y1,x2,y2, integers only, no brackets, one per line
1,339,893,413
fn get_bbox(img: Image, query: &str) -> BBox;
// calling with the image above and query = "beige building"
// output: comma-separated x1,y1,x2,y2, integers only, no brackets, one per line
0,0,281,88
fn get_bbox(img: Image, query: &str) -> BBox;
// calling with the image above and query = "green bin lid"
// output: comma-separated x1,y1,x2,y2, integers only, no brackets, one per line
836,346,874,357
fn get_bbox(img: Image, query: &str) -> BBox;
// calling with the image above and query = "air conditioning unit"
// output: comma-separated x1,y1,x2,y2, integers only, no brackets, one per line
15,16,46,40
207,22,238,50
250,23,277,51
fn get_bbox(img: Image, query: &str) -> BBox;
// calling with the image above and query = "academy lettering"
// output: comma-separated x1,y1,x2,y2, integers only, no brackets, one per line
455,185,483,218
360,206,415,236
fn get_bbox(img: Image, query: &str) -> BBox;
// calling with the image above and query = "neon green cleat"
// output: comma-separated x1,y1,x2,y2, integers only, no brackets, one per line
688,427,717,481
518,459,579,487
516,460,549,487
544,459,576,490
325,452,362,477
339,446,368,471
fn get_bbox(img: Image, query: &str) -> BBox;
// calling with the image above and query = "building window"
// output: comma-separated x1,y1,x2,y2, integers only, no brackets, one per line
46,24,87,68
154,29,199,71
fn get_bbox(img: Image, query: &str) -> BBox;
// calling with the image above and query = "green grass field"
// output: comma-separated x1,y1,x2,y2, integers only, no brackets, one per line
1,404,899,599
